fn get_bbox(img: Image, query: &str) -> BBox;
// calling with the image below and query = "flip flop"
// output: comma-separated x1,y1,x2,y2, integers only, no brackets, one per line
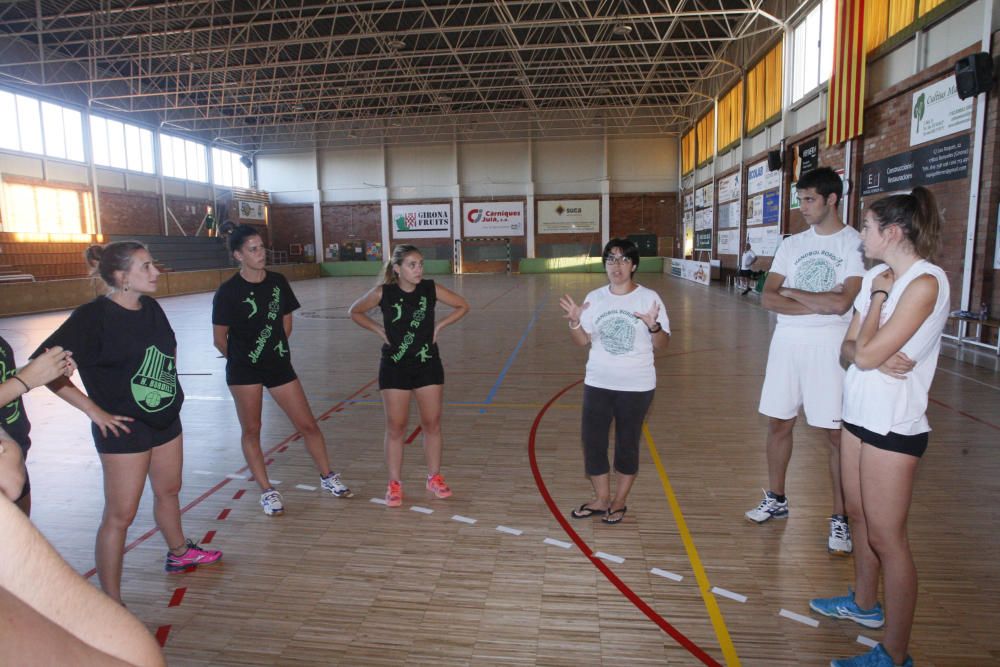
602,507,628,524
571,504,608,519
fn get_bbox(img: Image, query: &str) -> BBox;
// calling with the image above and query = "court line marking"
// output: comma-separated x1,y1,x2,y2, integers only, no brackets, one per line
451,514,477,524
779,609,819,627
594,551,625,564
80,378,379,580
411,506,434,514
370,497,388,505
543,537,571,549
496,525,523,536
651,568,684,582
645,423,740,667
929,397,1000,431
481,298,547,412
295,484,316,491
711,587,747,604
857,635,878,648
936,366,1000,391
528,379,722,667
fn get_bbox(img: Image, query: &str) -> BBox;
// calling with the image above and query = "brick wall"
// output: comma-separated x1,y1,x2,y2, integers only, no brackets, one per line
610,193,677,244
98,190,162,236
269,204,316,261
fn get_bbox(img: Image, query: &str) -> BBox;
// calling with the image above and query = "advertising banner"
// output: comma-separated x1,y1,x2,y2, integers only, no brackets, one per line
910,75,973,147
718,229,740,254
747,225,780,256
718,200,740,229
391,203,452,238
762,190,781,225
537,199,599,233
695,183,713,209
746,194,764,226
747,158,782,196
670,258,711,285
236,200,266,220
861,134,970,196
718,172,741,203
796,138,819,177
462,201,524,237
683,192,694,211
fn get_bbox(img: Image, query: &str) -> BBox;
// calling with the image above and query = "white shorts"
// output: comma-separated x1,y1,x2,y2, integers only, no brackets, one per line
758,324,847,429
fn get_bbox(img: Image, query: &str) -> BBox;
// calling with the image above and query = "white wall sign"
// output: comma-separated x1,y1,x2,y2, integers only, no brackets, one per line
910,75,973,147
718,229,740,254
683,192,694,211
669,258,711,285
718,172,741,202
747,159,781,196
746,225,780,256
718,200,740,229
695,183,713,209
694,207,713,231
537,199,599,233
391,203,452,238
746,194,764,226
462,201,524,237
236,200,266,220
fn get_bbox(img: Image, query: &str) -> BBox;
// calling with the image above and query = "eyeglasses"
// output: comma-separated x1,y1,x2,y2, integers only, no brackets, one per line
605,255,632,266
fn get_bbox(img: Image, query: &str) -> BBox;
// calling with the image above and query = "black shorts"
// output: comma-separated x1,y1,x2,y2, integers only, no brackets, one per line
843,421,928,458
93,416,182,455
379,357,445,391
738,269,754,278
227,362,297,388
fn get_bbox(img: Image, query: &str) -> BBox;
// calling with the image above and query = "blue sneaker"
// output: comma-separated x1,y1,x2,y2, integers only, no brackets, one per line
810,590,885,628
831,643,913,667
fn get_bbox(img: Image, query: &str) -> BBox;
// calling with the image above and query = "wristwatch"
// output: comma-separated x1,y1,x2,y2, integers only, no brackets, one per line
648,322,662,334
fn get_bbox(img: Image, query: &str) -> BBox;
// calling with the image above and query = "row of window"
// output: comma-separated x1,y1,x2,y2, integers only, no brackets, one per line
0,90,250,189
682,0,951,174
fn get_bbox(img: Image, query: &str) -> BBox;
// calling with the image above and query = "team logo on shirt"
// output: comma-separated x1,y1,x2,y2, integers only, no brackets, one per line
243,294,258,318
793,252,839,293
595,310,637,355
0,359,21,424
131,346,177,412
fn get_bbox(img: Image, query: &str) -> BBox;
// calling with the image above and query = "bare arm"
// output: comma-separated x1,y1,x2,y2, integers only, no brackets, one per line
779,276,862,316
348,285,389,344
853,275,937,370
0,495,166,667
0,347,74,406
212,324,229,358
760,273,815,315
433,284,470,341
558,294,591,347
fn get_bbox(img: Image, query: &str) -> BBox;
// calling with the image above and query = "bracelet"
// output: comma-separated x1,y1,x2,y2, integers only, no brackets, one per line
648,322,662,334
569,320,582,330
870,289,889,300
11,375,30,393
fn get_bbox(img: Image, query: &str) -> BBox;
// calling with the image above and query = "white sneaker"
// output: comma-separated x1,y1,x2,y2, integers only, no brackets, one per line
320,472,354,498
260,489,284,516
745,490,789,523
828,515,853,555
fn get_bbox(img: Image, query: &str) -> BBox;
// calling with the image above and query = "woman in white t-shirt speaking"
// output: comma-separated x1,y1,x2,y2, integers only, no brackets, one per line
810,187,949,667
559,239,671,525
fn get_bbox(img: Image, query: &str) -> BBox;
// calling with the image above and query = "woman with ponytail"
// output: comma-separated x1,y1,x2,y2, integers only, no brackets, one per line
348,245,469,507
809,187,950,667
34,241,220,603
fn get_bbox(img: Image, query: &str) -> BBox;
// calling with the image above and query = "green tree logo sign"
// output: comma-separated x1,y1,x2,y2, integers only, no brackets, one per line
913,93,926,133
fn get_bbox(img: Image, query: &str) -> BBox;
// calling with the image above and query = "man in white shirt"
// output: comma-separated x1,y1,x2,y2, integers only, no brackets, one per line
738,242,757,294
744,167,864,556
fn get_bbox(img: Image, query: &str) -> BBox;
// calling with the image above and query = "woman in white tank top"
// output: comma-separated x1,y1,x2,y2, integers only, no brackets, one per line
811,187,949,667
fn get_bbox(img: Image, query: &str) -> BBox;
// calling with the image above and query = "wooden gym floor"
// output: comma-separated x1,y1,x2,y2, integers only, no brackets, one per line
3,272,998,666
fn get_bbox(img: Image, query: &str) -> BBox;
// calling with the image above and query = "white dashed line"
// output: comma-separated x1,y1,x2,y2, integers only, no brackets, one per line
451,515,477,524
711,587,747,603
650,568,683,582
226,473,249,480
543,537,571,549
295,484,316,491
370,497,387,505
192,470,214,475
856,635,878,648
496,525,523,536
411,506,434,514
779,609,819,627
593,551,624,564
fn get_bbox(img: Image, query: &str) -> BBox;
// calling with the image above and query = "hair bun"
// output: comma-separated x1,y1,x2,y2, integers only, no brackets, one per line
85,244,104,263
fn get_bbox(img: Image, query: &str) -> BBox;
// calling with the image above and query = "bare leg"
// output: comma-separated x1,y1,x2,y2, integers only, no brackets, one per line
609,472,636,513
146,436,187,552
268,379,331,476
585,473,611,512
381,389,411,481
228,383,270,490
825,427,846,516
765,416,796,495
412,384,444,476
860,443,920,665
841,429,879,609
96,451,152,603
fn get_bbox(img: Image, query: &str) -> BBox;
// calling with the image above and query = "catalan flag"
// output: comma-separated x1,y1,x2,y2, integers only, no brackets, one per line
826,0,866,146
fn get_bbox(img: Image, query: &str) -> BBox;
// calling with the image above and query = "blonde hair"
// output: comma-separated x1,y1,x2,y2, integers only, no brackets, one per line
382,244,422,285
84,241,146,289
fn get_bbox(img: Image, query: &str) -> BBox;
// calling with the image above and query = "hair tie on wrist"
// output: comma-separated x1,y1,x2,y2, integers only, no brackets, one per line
569,320,582,330
871,289,889,300
12,376,30,393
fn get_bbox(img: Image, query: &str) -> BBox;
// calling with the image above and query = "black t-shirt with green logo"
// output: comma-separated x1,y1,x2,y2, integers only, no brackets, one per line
0,335,31,451
34,296,184,429
379,279,438,366
212,271,300,371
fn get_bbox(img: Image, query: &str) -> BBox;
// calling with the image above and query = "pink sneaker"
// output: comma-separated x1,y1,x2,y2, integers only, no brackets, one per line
165,540,222,573
385,480,403,507
426,473,452,499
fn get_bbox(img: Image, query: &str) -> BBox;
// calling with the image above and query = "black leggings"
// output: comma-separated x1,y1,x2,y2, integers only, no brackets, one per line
581,384,655,476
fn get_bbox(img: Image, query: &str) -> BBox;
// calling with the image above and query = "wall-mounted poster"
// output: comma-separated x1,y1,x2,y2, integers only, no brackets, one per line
718,172,741,203
391,203,452,238
746,194,764,226
683,192,694,211
796,138,819,178
462,201,524,237
694,207,713,251
695,184,713,209
718,200,740,229
236,200,266,220
718,229,739,254
747,158,782,196
537,199,599,233
861,134,970,196
747,225,780,256
762,190,781,225
911,75,973,147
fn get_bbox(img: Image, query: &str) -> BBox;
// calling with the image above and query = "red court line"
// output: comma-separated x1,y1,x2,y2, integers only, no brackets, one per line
80,378,379,579
167,587,186,608
405,426,422,444
155,625,171,647
277,445,289,452
217,509,231,521
202,530,216,544
232,489,245,500
528,379,722,667
929,397,1000,431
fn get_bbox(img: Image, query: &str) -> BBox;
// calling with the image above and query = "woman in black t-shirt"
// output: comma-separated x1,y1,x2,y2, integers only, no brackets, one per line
212,225,353,517
349,244,469,508
38,241,221,604
0,340,76,512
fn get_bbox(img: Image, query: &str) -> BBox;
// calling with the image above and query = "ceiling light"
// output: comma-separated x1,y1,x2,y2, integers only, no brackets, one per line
612,23,633,36
387,38,405,49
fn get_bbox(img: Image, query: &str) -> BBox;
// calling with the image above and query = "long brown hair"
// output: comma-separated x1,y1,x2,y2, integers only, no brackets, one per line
867,186,942,259
382,244,421,285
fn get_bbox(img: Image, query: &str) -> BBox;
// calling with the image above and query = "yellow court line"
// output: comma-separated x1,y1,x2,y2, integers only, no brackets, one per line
644,423,741,667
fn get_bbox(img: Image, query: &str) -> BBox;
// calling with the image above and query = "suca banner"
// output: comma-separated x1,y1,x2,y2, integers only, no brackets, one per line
462,201,524,237
391,203,452,238
670,258,710,286
537,199,599,234
237,200,266,220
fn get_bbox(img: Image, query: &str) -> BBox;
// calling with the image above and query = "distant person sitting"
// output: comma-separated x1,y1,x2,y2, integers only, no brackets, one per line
738,242,758,295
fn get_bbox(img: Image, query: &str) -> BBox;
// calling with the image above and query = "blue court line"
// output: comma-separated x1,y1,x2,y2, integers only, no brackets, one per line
479,298,547,413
